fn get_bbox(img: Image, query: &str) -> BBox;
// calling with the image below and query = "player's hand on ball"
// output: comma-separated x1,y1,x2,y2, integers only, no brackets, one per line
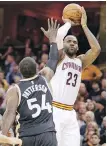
81,6,87,26
62,16,71,24
62,16,78,26
41,18,60,43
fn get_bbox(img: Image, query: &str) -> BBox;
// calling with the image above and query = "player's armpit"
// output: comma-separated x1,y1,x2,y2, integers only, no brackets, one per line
1,85,19,136
39,67,54,81
78,49,100,69
58,50,65,61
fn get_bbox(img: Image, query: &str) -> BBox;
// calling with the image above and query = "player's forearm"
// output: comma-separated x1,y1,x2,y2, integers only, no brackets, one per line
82,25,101,53
1,110,16,136
46,42,59,72
57,22,71,38
56,22,71,50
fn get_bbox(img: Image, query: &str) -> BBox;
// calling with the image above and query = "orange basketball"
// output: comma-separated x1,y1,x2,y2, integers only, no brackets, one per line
63,3,82,24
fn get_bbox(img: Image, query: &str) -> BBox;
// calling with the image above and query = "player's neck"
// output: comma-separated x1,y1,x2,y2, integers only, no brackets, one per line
66,53,76,59
93,144,100,146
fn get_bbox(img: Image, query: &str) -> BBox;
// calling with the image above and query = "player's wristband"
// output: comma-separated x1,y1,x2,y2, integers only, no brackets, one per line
82,24,87,28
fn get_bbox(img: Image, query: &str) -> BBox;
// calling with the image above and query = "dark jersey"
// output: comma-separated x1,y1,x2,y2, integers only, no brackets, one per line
17,75,55,137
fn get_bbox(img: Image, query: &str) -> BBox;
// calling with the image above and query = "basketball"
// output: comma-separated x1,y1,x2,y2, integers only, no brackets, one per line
63,3,82,24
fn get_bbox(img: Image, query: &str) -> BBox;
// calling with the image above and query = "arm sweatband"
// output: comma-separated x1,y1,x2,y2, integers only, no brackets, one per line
56,22,71,50
46,43,59,73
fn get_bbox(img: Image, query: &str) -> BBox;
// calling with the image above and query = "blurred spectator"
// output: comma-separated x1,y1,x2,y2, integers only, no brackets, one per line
85,122,99,137
41,53,48,64
25,37,34,49
5,53,16,76
6,64,22,84
85,111,95,124
77,102,87,129
100,91,106,99
80,111,95,136
95,101,106,126
0,45,14,60
0,88,5,107
2,36,12,46
89,133,101,146
39,62,45,70
32,29,41,48
81,64,103,92
100,117,106,145
24,47,35,57
101,78,106,90
0,71,9,91
86,100,96,112
82,64,102,81
79,83,89,101
0,88,6,115
78,102,87,115
41,43,49,53
82,131,95,146
89,81,102,102
77,95,86,102
37,43,49,62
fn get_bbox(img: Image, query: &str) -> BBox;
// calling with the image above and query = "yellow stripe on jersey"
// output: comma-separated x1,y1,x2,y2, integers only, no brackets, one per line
52,101,73,111
15,112,20,138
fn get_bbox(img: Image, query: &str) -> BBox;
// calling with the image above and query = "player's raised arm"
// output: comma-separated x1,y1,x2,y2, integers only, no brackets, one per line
78,7,101,69
56,17,79,61
56,18,72,60
40,18,60,81
1,85,19,136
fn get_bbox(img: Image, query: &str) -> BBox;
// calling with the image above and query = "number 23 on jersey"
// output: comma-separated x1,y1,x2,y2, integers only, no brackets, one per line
66,72,78,87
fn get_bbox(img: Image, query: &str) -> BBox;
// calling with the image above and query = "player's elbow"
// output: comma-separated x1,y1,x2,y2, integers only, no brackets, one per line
97,46,101,53
92,46,101,55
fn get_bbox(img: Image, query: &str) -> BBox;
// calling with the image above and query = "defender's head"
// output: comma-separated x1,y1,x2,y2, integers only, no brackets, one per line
63,35,79,57
19,57,36,78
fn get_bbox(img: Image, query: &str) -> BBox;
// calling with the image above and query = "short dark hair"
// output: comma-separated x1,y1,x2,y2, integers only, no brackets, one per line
91,80,101,88
91,133,100,139
19,57,36,78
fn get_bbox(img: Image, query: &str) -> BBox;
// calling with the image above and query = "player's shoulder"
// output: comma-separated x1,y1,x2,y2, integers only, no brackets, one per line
6,84,21,97
6,84,20,102
77,54,85,59
77,54,85,62
7,84,17,92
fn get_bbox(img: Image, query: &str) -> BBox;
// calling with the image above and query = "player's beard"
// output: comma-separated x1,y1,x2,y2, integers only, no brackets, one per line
64,48,77,57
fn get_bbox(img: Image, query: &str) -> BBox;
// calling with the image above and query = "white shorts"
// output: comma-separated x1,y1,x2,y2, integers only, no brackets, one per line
53,107,80,146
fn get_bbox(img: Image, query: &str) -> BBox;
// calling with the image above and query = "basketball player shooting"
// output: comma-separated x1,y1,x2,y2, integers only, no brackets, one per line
0,18,59,146
51,7,101,146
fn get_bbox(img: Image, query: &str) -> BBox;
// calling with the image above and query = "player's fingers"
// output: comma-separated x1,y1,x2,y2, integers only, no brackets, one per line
48,18,51,29
40,27,46,34
81,6,84,14
54,20,57,29
51,17,54,28
56,23,60,30
81,6,86,15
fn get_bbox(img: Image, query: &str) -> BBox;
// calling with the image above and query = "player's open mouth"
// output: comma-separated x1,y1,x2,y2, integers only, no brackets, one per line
70,47,75,50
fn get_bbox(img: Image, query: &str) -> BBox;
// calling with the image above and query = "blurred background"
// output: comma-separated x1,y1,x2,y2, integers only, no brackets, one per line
0,1,106,146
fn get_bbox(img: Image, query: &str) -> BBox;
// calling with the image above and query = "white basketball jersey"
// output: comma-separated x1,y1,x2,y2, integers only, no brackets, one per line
51,55,82,105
